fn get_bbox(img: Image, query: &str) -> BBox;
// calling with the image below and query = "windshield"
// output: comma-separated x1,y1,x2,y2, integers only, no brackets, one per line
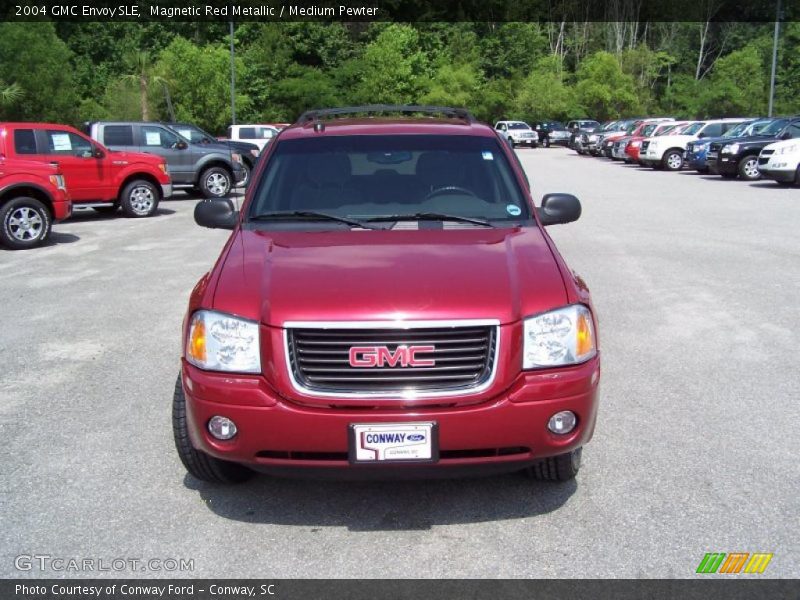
171,124,212,144
759,119,789,136
248,135,529,225
625,123,638,134
641,124,658,136
507,123,530,130
722,121,753,138
681,122,705,135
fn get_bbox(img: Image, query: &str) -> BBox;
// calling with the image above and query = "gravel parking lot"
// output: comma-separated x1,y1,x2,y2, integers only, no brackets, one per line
1,147,797,578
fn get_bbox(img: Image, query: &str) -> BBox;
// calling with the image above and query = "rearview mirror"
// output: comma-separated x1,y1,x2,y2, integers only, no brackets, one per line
538,193,581,226
194,198,238,230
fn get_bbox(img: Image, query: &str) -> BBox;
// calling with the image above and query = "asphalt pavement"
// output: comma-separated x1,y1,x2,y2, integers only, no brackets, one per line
1,148,797,578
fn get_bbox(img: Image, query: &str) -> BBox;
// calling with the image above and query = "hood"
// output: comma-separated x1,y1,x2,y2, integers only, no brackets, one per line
711,134,776,147
212,227,568,327
762,138,799,152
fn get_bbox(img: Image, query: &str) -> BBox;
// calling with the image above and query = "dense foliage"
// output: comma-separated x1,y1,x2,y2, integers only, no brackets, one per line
0,21,797,133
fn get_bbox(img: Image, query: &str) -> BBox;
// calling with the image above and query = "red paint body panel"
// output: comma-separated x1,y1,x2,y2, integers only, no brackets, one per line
0,122,170,205
0,157,71,220
181,115,601,475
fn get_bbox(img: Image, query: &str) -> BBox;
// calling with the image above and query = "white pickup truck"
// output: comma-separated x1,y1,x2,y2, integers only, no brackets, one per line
225,124,281,151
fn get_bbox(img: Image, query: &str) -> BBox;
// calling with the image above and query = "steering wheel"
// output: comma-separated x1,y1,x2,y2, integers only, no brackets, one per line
424,186,478,201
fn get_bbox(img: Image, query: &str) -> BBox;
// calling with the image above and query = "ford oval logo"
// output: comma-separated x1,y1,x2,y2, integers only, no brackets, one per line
407,434,425,442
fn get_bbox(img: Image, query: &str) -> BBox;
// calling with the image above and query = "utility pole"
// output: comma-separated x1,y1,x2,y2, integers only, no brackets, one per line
768,0,782,117
229,20,236,125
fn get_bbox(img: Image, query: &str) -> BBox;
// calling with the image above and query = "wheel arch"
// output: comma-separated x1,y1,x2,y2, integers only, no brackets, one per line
118,172,163,201
0,184,55,218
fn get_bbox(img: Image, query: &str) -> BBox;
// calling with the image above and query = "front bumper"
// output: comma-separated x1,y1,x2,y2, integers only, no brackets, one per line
713,154,740,175
181,358,600,476
758,164,797,183
512,137,537,147
161,183,173,199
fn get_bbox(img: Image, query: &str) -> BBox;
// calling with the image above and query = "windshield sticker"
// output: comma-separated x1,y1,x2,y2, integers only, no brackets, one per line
506,204,522,217
482,151,494,160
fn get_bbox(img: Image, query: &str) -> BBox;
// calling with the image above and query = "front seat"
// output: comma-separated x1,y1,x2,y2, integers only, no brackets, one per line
290,153,360,211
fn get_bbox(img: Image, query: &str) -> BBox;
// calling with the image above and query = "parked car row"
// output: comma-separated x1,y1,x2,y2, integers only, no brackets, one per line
569,116,800,185
0,119,258,250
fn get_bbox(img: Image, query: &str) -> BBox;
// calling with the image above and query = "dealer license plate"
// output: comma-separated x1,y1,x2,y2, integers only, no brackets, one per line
349,422,438,463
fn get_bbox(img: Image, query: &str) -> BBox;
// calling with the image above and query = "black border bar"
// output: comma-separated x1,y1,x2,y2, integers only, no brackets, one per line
2,0,799,22
3,579,800,600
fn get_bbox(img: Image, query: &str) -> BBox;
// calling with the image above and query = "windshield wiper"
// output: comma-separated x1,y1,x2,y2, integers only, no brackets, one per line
249,211,379,230
366,212,497,228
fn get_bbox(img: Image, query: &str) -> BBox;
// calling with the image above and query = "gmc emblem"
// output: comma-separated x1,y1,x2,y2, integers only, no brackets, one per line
348,345,436,368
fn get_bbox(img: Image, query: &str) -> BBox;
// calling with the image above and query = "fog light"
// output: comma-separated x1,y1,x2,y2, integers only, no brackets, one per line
208,416,237,440
548,411,577,435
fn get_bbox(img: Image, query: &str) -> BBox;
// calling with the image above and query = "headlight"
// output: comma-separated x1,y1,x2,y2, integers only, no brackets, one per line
49,174,66,190
186,310,261,373
694,143,707,151
631,140,641,147
722,143,740,154
776,143,798,155
231,152,243,164
250,148,260,158
523,305,597,369
588,134,598,142
158,163,168,174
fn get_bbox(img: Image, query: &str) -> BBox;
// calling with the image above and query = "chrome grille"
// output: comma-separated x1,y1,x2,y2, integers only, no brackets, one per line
286,323,498,396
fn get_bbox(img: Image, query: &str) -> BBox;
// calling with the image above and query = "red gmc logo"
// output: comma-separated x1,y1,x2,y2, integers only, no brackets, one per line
348,345,436,368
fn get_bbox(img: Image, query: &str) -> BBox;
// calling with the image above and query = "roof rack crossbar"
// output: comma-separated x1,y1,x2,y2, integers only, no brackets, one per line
296,105,476,125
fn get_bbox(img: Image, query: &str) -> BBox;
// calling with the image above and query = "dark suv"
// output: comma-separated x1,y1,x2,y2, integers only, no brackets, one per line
88,121,245,198
173,105,600,484
707,117,800,180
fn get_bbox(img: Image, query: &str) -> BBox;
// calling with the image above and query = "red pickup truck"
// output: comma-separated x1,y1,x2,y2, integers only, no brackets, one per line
0,157,71,249
0,123,171,218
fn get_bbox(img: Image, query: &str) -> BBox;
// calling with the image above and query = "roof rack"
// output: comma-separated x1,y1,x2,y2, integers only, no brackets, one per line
296,105,476,126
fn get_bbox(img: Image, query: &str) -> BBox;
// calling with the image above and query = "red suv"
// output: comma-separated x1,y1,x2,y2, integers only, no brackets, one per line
174,106,600,484
0,157,71,249
0,123,171,218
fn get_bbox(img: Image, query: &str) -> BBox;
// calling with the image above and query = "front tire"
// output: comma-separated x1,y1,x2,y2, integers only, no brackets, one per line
738,155,761,181
172,374,253,484
200,166,232,198
0,196,51,250
527,448,582,482
120,180,159,217
663,150,684,171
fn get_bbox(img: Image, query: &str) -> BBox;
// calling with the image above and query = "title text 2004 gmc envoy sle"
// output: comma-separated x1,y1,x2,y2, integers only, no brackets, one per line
173,106,601,484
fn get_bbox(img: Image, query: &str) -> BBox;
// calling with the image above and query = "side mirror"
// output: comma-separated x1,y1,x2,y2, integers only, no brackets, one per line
697,132,706,139
176,140,188,150
194,198,238,230
781,131,792,140
538,193,581,226
93,147,105,159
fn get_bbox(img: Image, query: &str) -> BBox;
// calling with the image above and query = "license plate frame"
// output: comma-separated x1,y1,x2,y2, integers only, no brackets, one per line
348,422,439,464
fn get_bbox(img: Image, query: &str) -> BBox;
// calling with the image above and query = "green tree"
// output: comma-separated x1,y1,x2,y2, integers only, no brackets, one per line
0,22,77,122
574,51,641,119
420,62,481,108
355,24,428,104
696,45,766,116
120,51,170,121
157,38,248,133
514,56,578,120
